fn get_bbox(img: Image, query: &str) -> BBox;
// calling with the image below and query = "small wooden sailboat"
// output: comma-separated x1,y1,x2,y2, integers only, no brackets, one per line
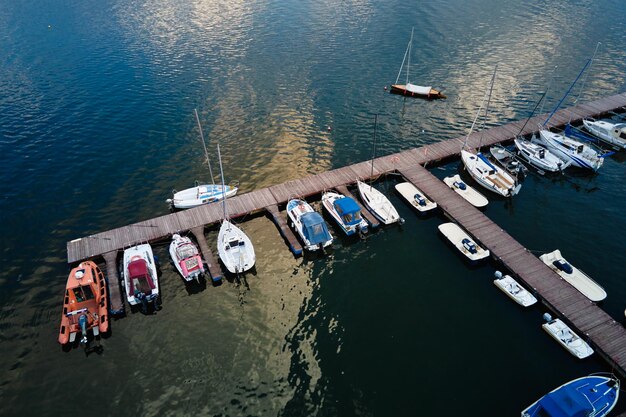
286,198,333,251
394,182,437,213
390,28,446,100
542,313,594,359
58,261,108,346
540,249,607,302
216,144,255,274
438,222,489,262
522,373,619,417
166,109,238,209
322,191,369,236
122,243,160,312
493,271,537,307
169,233,205,282
442,174,488,208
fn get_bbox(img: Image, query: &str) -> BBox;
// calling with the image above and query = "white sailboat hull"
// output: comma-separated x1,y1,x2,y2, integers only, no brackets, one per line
534,130,603,171
356,181,400,225
443,175,489,208
514,138,568,172
461,150,519,197
217,220,255,274
394,182,437,213
168,184,238,209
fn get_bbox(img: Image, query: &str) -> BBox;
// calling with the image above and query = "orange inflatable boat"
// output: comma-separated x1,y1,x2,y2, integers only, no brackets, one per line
58,261,109,345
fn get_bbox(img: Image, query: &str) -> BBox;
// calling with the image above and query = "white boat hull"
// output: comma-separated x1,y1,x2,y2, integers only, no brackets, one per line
394,182,437,213
217,220,255,274
582,119,626,149
514,138,568,172
542,318,594,359
122,244,160,306
534,130,603,171
461,150,519,197
356,181,401,225
168,184,238,209
286,199,333,251
493,274,537,307
438,222,489,261
443,175,489,208
169,234,204,282
540,249,606,302
321,192,368,236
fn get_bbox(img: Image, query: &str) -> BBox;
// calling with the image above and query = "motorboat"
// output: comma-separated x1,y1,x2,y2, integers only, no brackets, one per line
540,249,607,302
169,233,205,282
522,373,619,417
437,222,489,262
286,198,333,251
542,314,594,359
493,271,537,307
217,220,256,274
58,261,108,346
514,137,569,173
321,191,369,236
166,183,238,209
356,180,402,225
582,118,626,149
489,145,527,179
533,129,604,171
443,175,489,208
394,182,437,213
122,243,160,311
461,150,521,197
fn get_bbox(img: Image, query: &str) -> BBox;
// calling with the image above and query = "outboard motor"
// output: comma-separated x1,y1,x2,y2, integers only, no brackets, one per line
494,270,503,279
414,193,427,207
136,291,148,314
78,313,88,346
461,238,477,254
543,312,553,323
552,260,573,274
454,181,466,190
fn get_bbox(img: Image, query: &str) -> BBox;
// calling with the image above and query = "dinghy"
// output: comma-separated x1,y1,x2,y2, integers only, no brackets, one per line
514,137,569,173
357,181,401,225
286,198,333,251
321,191,368,236
542,314,594,359
582,118,626,149
169,234,205,282
390,28,445,99
437,222,489,262
394,182,437,213
492,271,537,307
58,261,109,346
122,243,160,311
540,249,606,302
522,373,619,417
488,145,527,179
443,175,488,208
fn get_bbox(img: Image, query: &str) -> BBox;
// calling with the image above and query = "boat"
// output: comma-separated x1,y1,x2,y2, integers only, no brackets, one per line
522,373,619,417
286,198,333,251
582,118,626,150
357,181,401,225
169,233,205,282
166,109,238,209
533,129,604,171
58,261,108,346
489,145,527,179
216,144,255,274
492,271,537,307
540,250,607,302
321,191,369,236
514,137,569,173
542,314,594,359
390,28,446,99
443,175,489,208
394,182,437,213
122,243,160,311
437,222,489,262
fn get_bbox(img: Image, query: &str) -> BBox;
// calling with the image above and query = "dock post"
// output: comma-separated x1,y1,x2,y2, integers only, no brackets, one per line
336,184,380,228
102,251,125,316
190,226,224,283
266,204,303,256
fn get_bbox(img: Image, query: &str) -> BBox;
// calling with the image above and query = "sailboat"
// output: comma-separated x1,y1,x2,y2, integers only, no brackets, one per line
390,28,446,99
356,115,403,225
166,109,238,209
216,144,255,274
461,67,521,197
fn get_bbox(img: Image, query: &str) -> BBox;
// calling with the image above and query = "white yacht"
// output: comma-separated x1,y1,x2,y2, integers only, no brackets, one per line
514,138,569,173
582,118,626,149
533,130,604,171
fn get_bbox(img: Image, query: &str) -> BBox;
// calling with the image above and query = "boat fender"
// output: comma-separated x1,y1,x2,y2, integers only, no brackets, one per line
542,312,552,322
494,270,503,279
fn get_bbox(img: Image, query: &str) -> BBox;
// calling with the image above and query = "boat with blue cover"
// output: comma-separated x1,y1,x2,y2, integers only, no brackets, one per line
286,199,333,251
521,373,619,417
321,191,368,236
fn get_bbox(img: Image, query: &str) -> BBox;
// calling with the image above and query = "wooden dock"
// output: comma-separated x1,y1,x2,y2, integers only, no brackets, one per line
65,92,626,376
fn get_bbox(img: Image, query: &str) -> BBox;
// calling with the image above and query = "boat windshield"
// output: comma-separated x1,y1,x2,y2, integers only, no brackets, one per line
576,145,583,154
176,243,197,259
72,285,95,302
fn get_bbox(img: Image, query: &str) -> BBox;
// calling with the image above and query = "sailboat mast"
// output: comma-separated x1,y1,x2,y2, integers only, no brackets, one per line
194,109,215,185
406,27,414,85
479,66,498,150
217,143,228,222
370,114,378,181
543,59,591,128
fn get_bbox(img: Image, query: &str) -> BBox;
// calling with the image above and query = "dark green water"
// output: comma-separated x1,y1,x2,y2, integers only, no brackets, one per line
1,0,625,415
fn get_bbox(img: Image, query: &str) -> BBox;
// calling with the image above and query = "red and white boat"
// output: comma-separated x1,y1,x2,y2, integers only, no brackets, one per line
58,261,108,346
122,244,160,311
169,234,205,282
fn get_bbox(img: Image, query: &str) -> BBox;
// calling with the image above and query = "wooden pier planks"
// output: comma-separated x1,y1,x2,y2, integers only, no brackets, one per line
266,204,303,256
102,251,124,315
190,226,224,282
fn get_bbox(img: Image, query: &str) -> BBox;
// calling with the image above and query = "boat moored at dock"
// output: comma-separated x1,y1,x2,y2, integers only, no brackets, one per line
122,244,160,312
514,137,569,173
286,198,333,251
443,175,488,208
533,130,604,171
167,183,238,209
493,271,537,307
169,234,205,282
438,222,489,262
356,180,402,225
394,182,437,213
322,191,369,236
540,249,607,302
582,118,626,149
542,314,594,359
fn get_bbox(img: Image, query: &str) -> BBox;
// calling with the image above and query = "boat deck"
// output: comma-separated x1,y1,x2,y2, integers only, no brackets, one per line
65,92,626,376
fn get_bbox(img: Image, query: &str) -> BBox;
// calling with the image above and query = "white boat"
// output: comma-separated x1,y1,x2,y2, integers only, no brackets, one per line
394,182,437,213
582,118,626,149
514,137,569,173
488,145,527,178
493,271,537,307
533,130,604,171
215,144,255,274
540,249,607,302
443,175,489,208
437,222,489,262
542,314,594,359
169,234,205,282
321,191,369,236
522,373,619,417
167,183,238,209
356,180,401,225
461,150,521,197
122,243,160,308
286,199,333,251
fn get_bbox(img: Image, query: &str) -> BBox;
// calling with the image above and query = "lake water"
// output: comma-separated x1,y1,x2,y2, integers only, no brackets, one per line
1,0,625,416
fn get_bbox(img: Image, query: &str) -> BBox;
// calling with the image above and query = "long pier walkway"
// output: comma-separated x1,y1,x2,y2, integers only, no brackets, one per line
66,92,626,375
